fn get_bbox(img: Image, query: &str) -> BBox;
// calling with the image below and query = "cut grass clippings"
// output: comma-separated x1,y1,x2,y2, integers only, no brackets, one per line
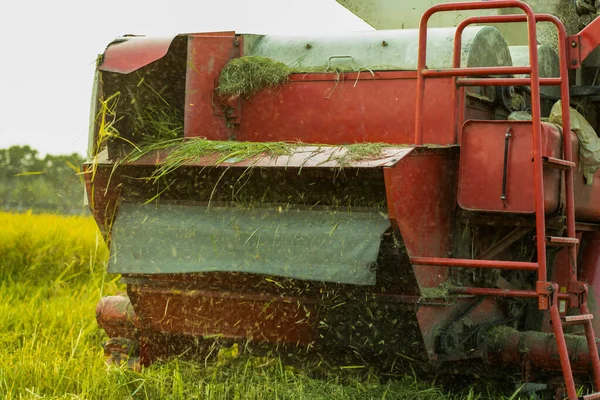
216,56,292,99
116,139,399,182
215,56,374,99
1,211,535,399
151,138,293,179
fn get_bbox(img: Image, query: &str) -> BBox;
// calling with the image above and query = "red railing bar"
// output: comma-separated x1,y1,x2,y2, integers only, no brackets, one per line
456,77,562,87
452,8,546,283
448,286,570,300
549,286,578,399
410,257,539,271
421,66,532,78
415,0,540,145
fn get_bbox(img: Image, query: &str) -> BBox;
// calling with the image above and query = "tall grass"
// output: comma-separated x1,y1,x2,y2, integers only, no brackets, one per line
0,211,527,399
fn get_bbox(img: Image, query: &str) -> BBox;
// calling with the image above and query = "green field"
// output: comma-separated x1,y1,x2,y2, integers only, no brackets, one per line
0,211,528,399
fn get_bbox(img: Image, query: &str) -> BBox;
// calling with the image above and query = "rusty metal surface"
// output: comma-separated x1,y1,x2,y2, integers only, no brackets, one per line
487,328,600,374
99,36,178,74
124,275,425,359
128,284,318,344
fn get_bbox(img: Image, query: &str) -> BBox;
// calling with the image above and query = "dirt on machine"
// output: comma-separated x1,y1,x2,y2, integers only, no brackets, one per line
85,0,600,398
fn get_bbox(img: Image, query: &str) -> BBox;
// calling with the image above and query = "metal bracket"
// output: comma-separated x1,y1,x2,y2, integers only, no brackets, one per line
568,13,600,69
568,35,581,70
536,281,557,310
567,281,588,308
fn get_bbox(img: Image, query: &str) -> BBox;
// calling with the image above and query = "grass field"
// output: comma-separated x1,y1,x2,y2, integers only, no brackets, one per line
0,211,526,400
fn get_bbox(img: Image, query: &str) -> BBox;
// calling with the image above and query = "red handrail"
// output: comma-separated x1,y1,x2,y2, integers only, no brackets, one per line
452,13,577,290
415,0,547,300
415,0,541,143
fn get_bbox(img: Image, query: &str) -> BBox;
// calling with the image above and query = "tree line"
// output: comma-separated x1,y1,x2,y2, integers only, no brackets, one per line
0,146,87,215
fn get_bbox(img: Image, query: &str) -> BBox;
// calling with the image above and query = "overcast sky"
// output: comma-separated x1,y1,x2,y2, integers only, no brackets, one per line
0,0,370,156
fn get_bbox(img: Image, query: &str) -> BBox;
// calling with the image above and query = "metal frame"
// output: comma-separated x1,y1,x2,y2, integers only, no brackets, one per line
413,2,600,398
568,15,600,69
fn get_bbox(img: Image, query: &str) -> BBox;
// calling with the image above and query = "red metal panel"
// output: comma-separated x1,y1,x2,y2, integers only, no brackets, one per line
237,74,457,145
99,36,177,74
129,285,318,344
383,148,458,287
184,33,238,140
458,121,561,214
568,15,600,69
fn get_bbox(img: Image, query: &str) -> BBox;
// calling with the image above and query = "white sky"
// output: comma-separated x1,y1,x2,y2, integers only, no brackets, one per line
0,0,371,156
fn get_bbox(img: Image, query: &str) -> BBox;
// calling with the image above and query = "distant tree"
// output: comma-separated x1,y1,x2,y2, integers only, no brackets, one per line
0,146,87,214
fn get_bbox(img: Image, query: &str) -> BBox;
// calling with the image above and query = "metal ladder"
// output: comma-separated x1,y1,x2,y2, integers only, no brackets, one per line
412,1,600,399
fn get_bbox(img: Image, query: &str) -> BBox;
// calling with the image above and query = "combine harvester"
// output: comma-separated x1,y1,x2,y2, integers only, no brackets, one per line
85,0,600,397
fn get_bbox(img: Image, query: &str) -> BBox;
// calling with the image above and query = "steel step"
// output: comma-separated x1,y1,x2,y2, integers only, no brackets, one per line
543,156,576,170
546,236,580,247
561,314,594,326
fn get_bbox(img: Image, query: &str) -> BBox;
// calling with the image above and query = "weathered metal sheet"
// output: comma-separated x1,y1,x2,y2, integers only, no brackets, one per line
99,35,178,74
110,203,391,285
229,146,414,168
248,26,512,71
112,146,414,169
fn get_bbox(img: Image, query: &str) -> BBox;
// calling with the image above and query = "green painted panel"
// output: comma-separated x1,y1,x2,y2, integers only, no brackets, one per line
109,203,391,285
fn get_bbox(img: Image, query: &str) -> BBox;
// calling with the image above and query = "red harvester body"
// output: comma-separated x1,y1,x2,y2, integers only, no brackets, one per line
85,1,600,397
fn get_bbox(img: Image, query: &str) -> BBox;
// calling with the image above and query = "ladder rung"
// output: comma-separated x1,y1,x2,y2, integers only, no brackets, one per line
546,236,580,247
561,314,594,326
543,156,576,170
583,392,600,399
410,257,538,271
